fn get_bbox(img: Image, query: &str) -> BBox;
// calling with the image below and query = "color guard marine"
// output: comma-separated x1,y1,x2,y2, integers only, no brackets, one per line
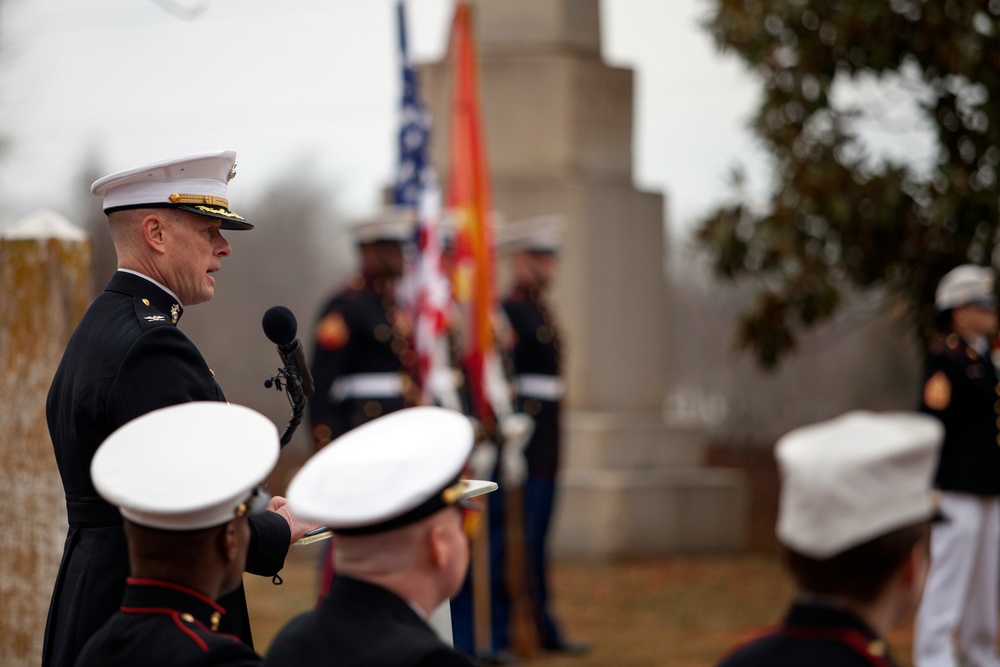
485,214,587,657
307,206,420,599
308,207,419,449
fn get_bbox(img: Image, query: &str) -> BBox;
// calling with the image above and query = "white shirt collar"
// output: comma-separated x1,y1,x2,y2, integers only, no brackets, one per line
407,600,429,621
117,269,183,306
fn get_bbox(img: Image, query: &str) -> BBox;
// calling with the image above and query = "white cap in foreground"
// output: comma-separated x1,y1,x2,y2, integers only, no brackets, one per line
288,406,496,535
91,402,279,531
775,411,943,559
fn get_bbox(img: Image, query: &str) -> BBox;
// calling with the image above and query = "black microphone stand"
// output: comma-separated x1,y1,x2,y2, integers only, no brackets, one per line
265,364,306,448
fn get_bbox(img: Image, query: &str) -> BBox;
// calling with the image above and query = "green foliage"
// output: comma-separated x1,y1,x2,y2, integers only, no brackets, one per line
697,0,1000,368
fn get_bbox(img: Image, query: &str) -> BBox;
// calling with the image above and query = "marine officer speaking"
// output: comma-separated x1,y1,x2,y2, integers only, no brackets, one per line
42,150,313,667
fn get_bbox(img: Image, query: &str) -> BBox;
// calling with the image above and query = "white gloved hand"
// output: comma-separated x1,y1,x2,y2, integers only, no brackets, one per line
467,441,499,480
500,445,527,487
499,413,534,487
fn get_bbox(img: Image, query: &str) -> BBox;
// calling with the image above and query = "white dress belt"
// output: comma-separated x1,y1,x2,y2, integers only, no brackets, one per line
330,373,404,401
515,374,565,400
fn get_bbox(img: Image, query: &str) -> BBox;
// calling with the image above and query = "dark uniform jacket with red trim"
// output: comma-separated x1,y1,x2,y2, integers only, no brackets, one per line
264,575,476,667
919,332,1000,495
76,578,261,667
308,274,412,445
502,284,562,478
43,271,290,667
716,602,898,667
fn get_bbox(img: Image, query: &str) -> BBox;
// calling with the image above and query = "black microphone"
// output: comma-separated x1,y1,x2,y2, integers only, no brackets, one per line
262,306,315,397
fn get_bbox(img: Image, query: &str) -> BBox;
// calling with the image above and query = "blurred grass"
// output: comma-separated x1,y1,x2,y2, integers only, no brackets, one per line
245,545,918,667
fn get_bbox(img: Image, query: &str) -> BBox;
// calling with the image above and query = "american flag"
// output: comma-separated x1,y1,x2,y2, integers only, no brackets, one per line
394,1,450,404
393,0,430,209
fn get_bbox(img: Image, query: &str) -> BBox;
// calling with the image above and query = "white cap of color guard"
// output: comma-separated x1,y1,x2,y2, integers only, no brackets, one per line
349,206,417,245
494,213,565,255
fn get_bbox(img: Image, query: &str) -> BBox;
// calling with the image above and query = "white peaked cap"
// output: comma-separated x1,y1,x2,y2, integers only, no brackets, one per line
935,264,997,311
288,406,497,534
91,149,251,230
350,206,418,244
91,402,279,531
495,213,566,255
775,411,943,558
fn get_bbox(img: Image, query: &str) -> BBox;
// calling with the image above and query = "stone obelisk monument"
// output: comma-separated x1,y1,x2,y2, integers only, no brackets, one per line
423,0,746,557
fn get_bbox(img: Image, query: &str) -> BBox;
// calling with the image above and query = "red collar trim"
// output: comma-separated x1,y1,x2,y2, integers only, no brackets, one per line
125,577,226,613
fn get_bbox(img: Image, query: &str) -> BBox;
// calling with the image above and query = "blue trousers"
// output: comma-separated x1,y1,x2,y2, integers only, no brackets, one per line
452,476,562,654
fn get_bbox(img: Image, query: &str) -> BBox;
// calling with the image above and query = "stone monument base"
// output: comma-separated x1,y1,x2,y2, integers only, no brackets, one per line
551,411,747,559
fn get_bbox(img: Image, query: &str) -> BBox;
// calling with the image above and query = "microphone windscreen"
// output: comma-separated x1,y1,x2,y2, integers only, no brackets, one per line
262,306,298,345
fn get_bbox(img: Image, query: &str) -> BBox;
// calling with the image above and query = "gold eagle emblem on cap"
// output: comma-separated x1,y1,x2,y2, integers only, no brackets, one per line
228,162,238,182
924,371,951,411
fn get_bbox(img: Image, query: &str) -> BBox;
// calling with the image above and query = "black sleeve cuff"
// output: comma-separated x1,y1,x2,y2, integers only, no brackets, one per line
245,510,291,576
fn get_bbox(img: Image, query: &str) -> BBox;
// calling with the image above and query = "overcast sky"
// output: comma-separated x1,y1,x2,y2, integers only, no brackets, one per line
0,0,766,241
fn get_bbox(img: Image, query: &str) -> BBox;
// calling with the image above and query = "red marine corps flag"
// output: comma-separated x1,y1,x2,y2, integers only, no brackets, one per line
447,0,497,430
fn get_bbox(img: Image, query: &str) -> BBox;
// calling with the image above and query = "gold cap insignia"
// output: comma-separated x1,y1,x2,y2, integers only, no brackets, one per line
441,481,465,506
228,162,237,182
169,193,229,208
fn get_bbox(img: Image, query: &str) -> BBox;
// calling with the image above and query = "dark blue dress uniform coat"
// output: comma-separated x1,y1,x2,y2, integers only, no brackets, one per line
76,578,262,667
42,271,290,667
501,284,562,478
483,284,567,649
308,274,413,446
264,575,476,667
716,602,898,667
919,333,1000,495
